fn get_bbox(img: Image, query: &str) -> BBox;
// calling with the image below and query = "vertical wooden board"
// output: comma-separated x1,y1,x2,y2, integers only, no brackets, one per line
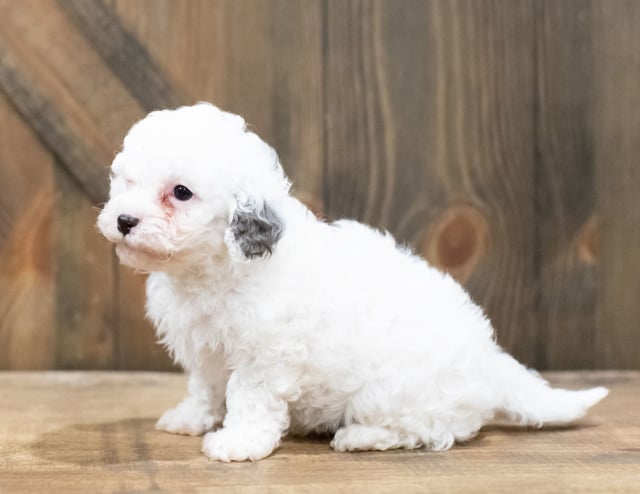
324,0,538,364
268,0,324,209
0,91,56,370
54,166,116,369
373,0,446,238
117,267,175,371
593,2,640,369
323,0,409,225
534,0,597,369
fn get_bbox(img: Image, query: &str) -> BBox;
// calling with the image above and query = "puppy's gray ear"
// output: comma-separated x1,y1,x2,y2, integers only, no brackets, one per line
225,199,284,260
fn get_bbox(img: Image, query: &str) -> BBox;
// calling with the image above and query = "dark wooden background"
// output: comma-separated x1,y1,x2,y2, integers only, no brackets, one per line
0,0,638,371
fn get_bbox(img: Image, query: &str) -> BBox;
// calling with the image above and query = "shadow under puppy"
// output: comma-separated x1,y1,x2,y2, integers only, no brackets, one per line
97,103,607,462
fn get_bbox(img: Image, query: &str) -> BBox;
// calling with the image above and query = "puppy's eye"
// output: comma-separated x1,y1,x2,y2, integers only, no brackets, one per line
173,185,193,201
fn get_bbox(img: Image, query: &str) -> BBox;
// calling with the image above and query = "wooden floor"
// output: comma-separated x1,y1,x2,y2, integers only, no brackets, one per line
0,372,638,493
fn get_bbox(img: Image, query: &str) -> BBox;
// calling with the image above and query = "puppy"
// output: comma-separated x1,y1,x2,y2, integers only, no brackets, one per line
97,103,607,462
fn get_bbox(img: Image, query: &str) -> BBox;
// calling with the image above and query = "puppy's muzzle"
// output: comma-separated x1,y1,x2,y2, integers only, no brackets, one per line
117,214,140,236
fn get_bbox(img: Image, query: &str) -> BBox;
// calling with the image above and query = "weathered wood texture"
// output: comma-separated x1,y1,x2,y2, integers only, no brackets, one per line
0,91,56,370
592,1,640,369
0,371,637,493
0,0,638,370
534,0,597,370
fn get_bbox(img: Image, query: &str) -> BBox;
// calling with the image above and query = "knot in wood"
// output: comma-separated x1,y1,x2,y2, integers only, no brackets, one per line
422,205,488,284
577,215,600,265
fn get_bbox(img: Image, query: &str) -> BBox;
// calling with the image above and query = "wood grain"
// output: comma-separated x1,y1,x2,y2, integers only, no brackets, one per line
58,0,183,111
0,0,135,369
0,371,637,493
324,0,538,364
0,0,144,204
54,165,116,369
534,0,597,369
592,2,640,369
323,0,399,226
116,267,175,371
0,92,56,370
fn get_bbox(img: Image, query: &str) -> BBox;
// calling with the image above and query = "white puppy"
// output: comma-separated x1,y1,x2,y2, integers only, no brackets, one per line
97,103,607,462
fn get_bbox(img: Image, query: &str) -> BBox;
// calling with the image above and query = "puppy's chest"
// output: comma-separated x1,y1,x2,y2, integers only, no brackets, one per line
146,276,235,358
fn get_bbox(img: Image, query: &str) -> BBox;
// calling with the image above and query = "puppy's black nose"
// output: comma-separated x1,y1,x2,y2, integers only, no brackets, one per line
117,214,139,236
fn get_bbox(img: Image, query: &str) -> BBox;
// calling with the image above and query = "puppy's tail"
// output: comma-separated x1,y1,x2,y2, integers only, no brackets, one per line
490,353,608,426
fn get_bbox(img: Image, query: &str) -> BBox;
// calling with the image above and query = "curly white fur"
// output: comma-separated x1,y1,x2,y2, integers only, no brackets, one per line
97,103,608,462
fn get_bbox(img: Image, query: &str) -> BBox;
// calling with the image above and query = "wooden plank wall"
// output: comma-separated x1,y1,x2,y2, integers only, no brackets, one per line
0,0,638,370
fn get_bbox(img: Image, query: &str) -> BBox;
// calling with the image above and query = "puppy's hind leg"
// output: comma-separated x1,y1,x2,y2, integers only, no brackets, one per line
329,379,473,453
330,424,421,452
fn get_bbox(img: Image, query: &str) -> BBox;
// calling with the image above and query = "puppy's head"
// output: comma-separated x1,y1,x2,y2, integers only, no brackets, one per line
97,103,290,272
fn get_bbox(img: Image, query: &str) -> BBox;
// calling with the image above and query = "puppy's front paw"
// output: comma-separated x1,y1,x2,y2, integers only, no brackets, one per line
156,399,221,436
201,427,281,462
